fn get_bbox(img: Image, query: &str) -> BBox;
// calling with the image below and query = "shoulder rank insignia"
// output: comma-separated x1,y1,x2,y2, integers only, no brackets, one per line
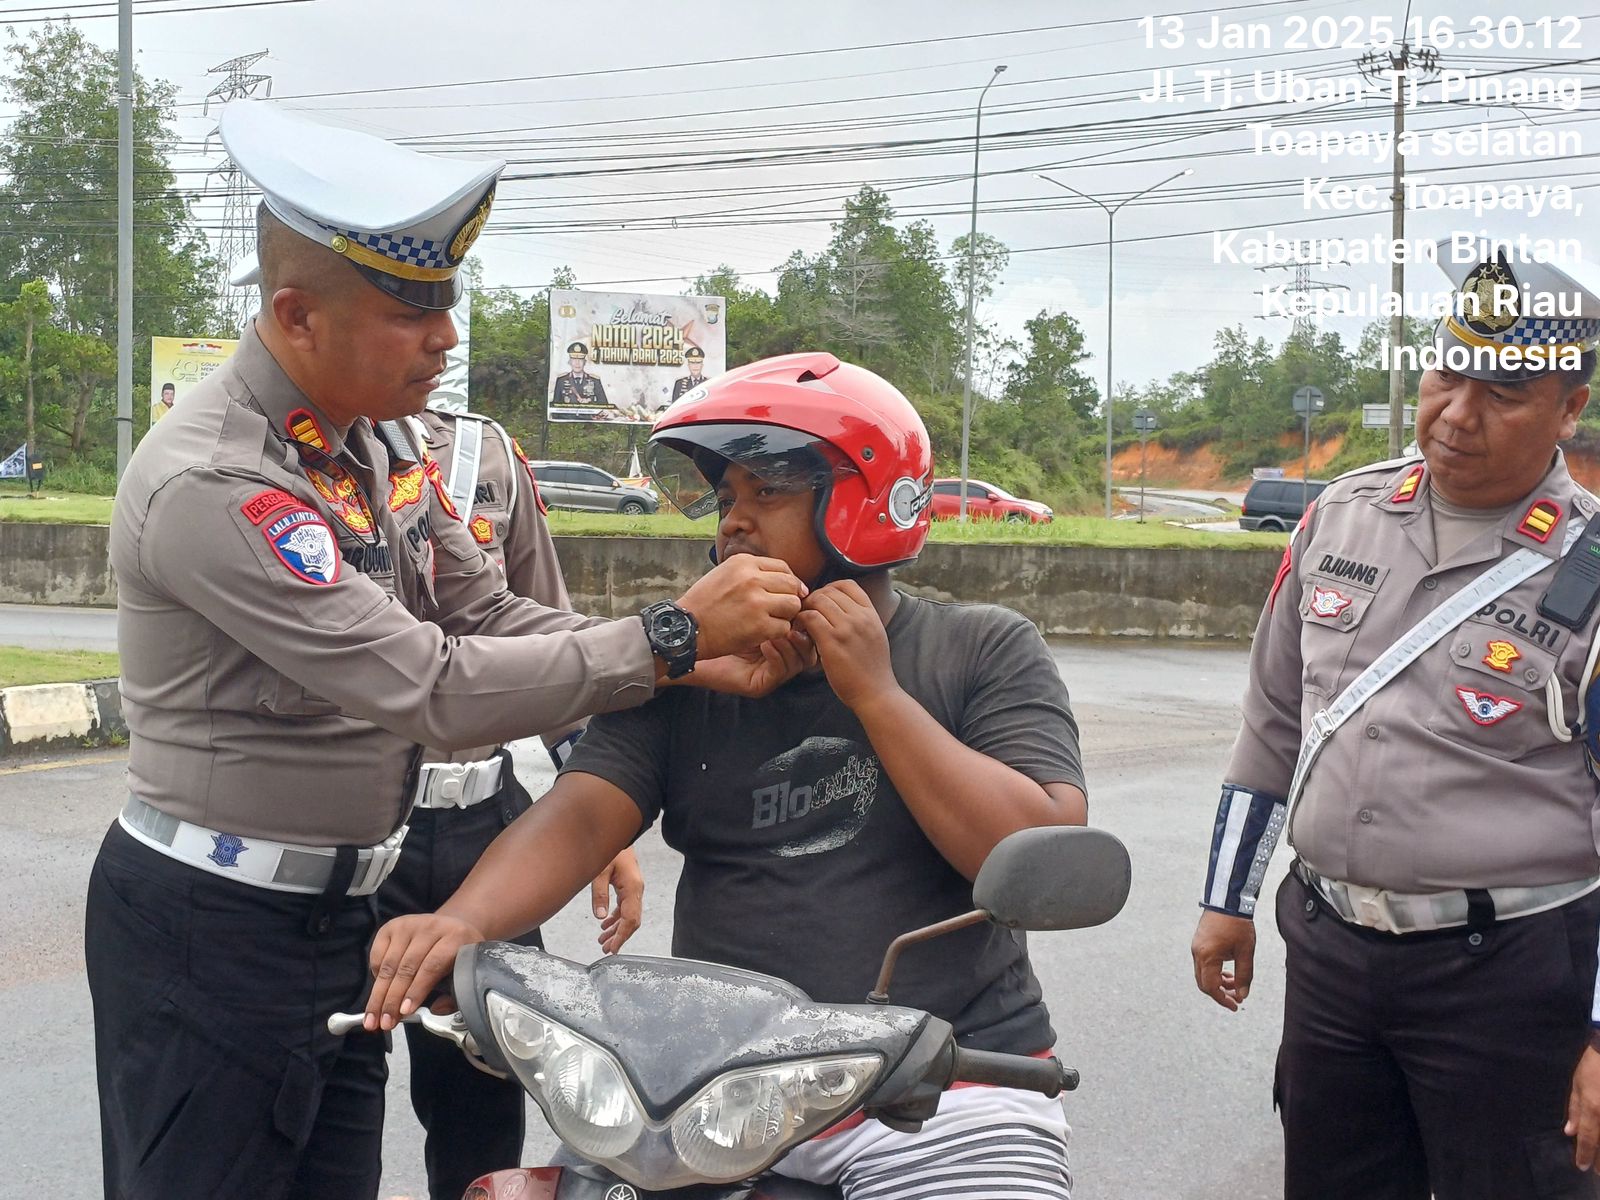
1518,499,1561,543
469,514,494,544
285,407,330,452
1308,585,1352,619
207,833,248,868
263,507,340,585
1390,464,1424,504
1455,686,1522,726
1482,641,1521,673
423,455,462,520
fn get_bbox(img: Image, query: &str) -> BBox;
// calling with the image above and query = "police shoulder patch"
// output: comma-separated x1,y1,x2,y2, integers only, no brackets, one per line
241,489,297,526
262,507,340,585
469,514,494,544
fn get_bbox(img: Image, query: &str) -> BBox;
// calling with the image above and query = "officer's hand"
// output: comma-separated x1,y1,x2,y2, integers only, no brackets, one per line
364,913,485,1031
1191,910,1256,1011
592,848,645,955
684,630,817,698
794,581,895,713
1566,1045,1600,1171
677,555,807,662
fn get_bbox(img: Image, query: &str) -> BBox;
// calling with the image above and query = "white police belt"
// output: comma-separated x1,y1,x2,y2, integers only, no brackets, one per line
412,757,504,810
118,796,405,896
1285,520,1586,836
1297,861,1600,934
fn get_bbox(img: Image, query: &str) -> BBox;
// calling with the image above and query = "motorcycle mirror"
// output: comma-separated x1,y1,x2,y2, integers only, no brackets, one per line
973,826,1132,931
867,826,1131,1004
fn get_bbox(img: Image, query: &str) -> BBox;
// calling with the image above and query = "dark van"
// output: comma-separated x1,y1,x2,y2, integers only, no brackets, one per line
1240,477,1328,531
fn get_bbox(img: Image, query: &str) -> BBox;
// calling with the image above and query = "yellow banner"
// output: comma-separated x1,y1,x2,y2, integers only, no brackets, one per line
150,337,238,425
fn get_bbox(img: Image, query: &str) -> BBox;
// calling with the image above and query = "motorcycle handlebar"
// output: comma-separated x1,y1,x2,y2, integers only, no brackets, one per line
950,1048,1079,1097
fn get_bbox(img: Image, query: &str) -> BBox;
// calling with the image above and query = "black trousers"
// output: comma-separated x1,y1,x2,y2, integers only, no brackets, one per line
1276,868,1600,1200
84,821,387,1200
374,753,540,1200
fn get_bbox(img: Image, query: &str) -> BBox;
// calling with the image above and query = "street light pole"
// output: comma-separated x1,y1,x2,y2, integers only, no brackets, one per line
958,64,1006,522
116,0,133,480
1037,169,1191,518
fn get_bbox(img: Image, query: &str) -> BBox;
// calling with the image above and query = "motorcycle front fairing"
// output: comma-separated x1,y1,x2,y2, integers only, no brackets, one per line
454,943,950,1191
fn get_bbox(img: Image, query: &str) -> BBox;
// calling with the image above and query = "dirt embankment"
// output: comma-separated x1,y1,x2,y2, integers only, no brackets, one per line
1113,436,1600,492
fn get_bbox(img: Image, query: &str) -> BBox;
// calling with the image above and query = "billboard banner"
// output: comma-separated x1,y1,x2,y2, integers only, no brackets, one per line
426,291,472,414
150,336,239,425
547,288,725,424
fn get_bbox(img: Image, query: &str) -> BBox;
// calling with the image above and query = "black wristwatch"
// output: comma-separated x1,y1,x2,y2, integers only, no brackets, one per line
641,600,698,678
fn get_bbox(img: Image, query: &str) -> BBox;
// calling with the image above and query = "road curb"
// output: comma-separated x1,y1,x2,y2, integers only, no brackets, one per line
0,677,125,757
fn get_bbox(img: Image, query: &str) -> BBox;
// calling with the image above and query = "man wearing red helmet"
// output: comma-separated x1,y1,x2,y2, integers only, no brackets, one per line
367,353,1088,1197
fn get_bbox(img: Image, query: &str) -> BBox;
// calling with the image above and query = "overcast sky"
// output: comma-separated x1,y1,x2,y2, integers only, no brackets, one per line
25,0,1600,391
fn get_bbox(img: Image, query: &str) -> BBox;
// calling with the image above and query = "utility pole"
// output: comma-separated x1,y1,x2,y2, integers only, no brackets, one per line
205,52,272,333
116,0,133,480
958,64,1006,521
1358,23,1439,458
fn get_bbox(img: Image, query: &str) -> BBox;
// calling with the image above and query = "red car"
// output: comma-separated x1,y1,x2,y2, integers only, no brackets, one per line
929,478,1054,523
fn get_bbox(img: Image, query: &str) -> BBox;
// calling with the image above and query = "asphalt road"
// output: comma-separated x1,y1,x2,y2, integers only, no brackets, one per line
0,603,118,652
0,641,1287,1199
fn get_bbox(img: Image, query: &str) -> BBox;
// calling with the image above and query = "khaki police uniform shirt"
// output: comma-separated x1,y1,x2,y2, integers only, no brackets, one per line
414,406,578,765
1227,451,1600,893
112,325,655,846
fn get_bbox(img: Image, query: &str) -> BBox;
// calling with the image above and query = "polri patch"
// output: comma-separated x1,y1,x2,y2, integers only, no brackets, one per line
1308,585,1353,619
1518,499,1561,543
240,489,297,526
1455,686,1522,726
1391,464,1424,504
469,514,494,544
1482,640,1521,673
263,507,340,585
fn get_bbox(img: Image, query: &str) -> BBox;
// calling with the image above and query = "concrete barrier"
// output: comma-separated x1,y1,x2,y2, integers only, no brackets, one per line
0,523,1283,640
0,678,126,757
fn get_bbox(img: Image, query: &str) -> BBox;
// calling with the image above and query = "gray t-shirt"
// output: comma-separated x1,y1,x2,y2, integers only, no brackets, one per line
561,592,1086,1053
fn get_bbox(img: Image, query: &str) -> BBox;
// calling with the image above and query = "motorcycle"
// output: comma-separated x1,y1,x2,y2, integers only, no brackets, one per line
332,824,1131,1200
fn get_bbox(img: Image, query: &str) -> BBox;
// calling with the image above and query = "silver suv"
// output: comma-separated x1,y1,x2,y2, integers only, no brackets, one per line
529,460,659,515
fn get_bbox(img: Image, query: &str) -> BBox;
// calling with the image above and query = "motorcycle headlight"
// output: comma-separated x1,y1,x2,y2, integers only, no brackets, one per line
487,992,643,1159
669,1054,881,1181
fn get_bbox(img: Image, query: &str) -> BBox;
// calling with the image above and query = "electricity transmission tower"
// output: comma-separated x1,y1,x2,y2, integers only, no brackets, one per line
204,52,271,332
1255,264,1349,341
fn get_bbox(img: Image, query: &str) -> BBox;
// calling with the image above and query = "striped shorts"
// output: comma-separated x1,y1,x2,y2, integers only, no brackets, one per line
771,1084,1073,1199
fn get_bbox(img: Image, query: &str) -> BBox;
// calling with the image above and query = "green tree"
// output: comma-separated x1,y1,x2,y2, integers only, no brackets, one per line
0,23,223,457
1003,310,1101,421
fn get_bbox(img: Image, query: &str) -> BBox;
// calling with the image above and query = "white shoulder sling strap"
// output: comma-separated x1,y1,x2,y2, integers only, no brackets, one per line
1284,519,1586,837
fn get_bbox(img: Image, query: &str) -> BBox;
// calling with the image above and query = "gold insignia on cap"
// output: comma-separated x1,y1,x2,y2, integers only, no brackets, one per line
448,186,495,265
1460,250,1520,337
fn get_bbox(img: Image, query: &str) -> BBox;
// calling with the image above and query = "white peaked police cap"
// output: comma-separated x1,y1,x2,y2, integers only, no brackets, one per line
1433,236,1600,383
219,101,505,310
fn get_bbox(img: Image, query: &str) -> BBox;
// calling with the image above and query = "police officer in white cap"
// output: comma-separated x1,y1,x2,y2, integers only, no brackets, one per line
88,101,808,1200
1192,237,1600,1198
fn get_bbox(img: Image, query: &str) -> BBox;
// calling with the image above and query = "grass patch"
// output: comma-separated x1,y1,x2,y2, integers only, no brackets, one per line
546,509,1286,550
0,484,114,524
0,490,1286,551
0,646,120,687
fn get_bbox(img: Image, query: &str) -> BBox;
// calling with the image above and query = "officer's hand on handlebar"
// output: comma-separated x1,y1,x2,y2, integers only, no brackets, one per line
1191,909,1256,1011
364,913,486,1031
677,555,807,663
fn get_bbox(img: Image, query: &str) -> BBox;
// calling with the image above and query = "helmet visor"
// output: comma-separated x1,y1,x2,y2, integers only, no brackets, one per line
645,422,854,520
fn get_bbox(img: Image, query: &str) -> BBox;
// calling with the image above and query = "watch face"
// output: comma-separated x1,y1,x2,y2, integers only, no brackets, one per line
653,608,694,650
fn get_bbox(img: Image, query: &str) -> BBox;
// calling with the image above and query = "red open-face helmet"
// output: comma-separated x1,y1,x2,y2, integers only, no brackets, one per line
646,352,933,574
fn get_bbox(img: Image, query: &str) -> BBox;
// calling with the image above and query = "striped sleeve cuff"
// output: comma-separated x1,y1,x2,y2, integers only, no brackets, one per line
1202,784,1288,918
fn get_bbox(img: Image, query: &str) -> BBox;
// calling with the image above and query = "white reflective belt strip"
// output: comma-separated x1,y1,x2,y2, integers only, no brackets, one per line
1285,522,1584,834
487,419,519,512
1208,788,1253,910
448,417,484,523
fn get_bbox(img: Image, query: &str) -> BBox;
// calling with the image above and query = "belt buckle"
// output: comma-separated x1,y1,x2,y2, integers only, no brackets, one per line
423,762,471,808
1310,710,1337,740
1344,882,1405,933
